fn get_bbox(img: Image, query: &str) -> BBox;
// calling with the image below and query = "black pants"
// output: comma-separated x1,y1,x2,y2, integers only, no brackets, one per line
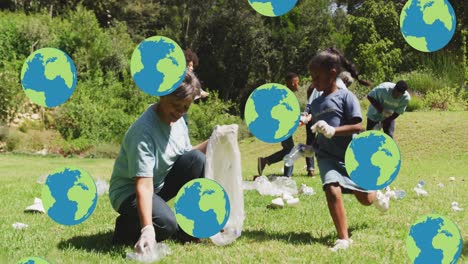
367,118,395,138
112,149,205,245
265,136,294,177
305,122,315,171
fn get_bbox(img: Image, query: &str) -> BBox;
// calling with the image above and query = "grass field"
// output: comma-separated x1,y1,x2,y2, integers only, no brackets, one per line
0,111,467,263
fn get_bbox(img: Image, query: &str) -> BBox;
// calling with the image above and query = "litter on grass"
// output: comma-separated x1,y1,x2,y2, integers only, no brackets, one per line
249,175,298,196
299,184,315,195
12,222,28,230
126,243,171,263
451,202,463,212
438,183,445,188
24,197,45,214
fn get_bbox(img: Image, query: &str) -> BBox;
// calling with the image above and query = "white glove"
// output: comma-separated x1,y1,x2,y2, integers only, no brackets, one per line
300,114,312,125
311,120,335,138
134,225,156,254
382,109,394,118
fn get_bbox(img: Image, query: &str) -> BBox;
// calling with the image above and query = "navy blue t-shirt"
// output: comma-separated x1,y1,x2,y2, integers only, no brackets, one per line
310,89,362,161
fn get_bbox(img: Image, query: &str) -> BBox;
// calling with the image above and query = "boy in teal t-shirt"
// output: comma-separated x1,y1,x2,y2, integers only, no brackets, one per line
366,81,411,138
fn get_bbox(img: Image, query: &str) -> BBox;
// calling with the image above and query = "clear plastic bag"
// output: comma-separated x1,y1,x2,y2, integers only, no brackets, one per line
284,143,315,167
205,124,244,246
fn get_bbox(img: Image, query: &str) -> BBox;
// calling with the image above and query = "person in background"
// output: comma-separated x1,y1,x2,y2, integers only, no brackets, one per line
257,72,300,178
366,81,411,138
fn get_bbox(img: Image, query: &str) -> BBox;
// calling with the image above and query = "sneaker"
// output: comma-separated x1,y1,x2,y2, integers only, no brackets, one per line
374,190,390,212
307,170,315,177
257,157,267,176
330,239,353,252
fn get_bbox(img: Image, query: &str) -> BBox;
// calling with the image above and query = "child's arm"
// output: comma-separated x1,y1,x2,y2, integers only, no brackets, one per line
334,117,362,136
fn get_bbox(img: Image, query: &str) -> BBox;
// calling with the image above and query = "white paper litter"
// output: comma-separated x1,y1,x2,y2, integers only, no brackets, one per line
269,197,285,208
299,183,315,195
451,202,463,212
24,197,45,214
414,184,428,196
438,183,445,188
126,243,171,263
449,177,455,181
12,222,28,230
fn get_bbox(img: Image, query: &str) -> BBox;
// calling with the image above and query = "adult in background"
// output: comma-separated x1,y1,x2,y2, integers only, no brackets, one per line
257,72,300,178
366,81,411,138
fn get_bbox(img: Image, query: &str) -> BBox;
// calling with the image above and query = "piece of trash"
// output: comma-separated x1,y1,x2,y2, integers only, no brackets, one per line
126,243,171,263
299,184,315,195
449,177,455,181
95,179,109,196
282,193,294,201
285,198,300,207
253,176,298,196
438,183,444,188
413,185,428,197
37,174,48,184
385,187,405,200
12,222,28,230
451,202,463,212
24,197,45,214
268,197,285,209
418,180,425,186
284,143,315,167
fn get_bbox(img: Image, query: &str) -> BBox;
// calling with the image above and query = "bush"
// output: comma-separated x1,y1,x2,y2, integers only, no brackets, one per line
18,119,45,133
60,137,93,157
393,70,446,95
85,143,120,159
424,87,466,111
188,91,250,143
406,94,425,112
5,130,21,151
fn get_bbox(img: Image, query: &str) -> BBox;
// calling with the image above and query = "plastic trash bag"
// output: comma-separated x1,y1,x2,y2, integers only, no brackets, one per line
451,202,463,212
205,124,244,246
24,197,45,214
95,178,109,196
126,243,171,263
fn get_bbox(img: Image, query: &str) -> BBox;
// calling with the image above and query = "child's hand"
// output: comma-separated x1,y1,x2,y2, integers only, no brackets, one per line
311,120,335,138
382,109,393,118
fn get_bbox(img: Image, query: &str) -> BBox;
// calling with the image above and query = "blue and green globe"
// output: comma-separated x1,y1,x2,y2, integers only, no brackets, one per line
174,178,230,239
41,167,97,226
345,131,401,190
406,214,462,263
248,0,298,17
130,36,186,96
400,0,456,52
17,257,50,264
21,48,77,107
244,83,300,143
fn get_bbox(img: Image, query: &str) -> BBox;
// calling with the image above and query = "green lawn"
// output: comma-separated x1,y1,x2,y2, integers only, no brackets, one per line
1,111,467,263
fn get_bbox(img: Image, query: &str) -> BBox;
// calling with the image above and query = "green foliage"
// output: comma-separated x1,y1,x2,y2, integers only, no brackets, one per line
188,91,250,143
60,137,94,156
393,70,446,95
18,119,44,133
406,94,424,112
5,130,21,151
424,88,467,111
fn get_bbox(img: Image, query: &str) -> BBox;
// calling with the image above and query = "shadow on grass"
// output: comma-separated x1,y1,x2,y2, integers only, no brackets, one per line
57,230,126,255
242,223,369,246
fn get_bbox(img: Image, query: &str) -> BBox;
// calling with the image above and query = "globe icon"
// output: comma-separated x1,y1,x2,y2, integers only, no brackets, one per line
406,214,463,263
345,131,401,190
130,36,186,96
400,0,456,52
248,0,298,17
41,167,97,225
21,48,77,107
244,83,300,143
17,257,50,264
174,178,230,239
